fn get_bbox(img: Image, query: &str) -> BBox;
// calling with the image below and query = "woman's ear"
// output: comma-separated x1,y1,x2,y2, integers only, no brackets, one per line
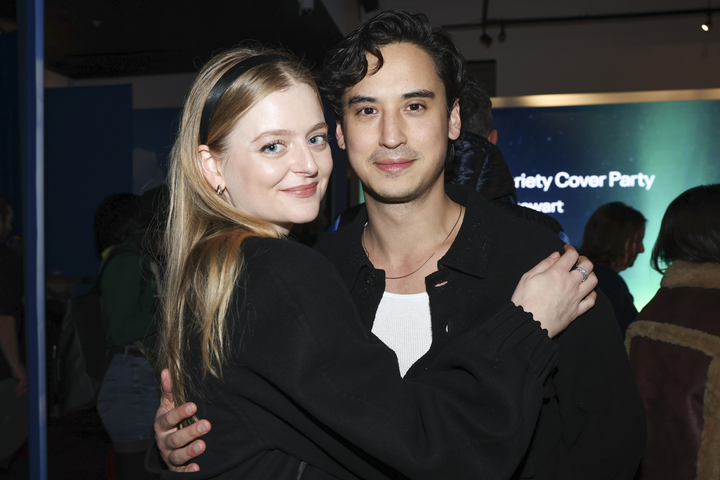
198,145,222,191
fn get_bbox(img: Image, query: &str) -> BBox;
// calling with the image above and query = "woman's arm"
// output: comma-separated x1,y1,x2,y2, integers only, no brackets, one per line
153,243,594,475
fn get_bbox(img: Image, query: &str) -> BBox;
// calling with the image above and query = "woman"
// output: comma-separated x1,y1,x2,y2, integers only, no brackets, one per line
626,184,720,480
579,202,646,336
158,45,596,479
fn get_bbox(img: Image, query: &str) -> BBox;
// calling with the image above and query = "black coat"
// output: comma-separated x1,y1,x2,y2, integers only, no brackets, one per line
314,190,647,479
162,236,559,479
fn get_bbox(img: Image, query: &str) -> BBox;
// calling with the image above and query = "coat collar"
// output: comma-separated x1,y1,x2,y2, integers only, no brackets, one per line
661,260,720,289
334,188,500,282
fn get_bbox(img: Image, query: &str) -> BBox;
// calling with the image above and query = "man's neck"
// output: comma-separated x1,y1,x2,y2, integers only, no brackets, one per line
363,182,464,294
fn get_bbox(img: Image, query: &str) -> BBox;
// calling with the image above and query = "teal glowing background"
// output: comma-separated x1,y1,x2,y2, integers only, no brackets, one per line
492,99,720,312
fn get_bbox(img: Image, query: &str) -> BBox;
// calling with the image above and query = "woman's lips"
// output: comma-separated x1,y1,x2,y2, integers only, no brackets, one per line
282,182,318,198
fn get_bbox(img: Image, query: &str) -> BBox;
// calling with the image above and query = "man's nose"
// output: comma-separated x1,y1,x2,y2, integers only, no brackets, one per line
379,111,407,149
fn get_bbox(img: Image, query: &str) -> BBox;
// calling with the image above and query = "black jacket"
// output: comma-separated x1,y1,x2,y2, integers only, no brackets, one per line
162,236,559,479
314,190,646,479
593,265,638,337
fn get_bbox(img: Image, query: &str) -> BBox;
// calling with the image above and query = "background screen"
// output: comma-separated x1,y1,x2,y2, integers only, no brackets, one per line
492,98,720,311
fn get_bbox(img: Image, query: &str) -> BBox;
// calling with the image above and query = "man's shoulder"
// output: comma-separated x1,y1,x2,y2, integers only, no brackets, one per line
466,192,564,258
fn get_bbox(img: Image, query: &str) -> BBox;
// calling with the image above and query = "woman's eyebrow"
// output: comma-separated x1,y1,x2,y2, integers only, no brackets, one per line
251,129,292,142
306,122,328,135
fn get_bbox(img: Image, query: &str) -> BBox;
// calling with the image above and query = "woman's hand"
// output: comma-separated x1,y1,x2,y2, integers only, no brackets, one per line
511,245,597,338
154,369,212,472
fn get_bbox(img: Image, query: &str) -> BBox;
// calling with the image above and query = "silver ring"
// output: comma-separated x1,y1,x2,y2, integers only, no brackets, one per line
574,265,589,283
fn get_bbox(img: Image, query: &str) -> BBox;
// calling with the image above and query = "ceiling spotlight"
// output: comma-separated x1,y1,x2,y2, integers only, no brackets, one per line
480,29,493,47
702,6,712,31
702,15,712,31
498,24,506,42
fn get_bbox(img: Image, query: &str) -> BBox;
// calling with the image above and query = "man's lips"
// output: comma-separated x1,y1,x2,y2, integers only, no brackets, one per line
374,159,415,174
282,182,318,198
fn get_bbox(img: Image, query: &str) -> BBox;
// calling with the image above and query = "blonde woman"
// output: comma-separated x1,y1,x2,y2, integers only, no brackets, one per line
158,45,596,479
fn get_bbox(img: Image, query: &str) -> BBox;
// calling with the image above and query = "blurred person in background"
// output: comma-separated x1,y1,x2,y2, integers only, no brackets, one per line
93,193,160,480
0,196,25,396
626,184,720,480
579,202,646,336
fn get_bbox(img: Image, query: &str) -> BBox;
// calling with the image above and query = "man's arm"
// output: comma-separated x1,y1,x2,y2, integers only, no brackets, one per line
153,369,210,472
0,315,26,396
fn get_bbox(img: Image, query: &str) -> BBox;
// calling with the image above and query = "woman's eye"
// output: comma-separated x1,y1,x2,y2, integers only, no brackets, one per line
308,134,328,146
261,142,284,154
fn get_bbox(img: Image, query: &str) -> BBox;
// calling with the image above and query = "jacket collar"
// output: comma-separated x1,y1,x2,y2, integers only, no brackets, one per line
336,188,499,283
661,260,720,289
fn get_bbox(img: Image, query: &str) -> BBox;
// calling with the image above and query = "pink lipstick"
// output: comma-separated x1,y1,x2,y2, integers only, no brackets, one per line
282,182,318,198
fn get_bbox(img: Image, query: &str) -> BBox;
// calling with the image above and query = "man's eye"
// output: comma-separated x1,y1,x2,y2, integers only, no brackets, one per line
359,107,375,115
407,103,423,111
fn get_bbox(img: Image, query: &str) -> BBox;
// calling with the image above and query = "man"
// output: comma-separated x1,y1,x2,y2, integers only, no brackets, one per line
154,11,645,478
446,75,566,237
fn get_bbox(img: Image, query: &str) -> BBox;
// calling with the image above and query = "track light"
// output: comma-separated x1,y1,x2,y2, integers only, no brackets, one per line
480,28,493,47
498,24,506,42
702,12,712,31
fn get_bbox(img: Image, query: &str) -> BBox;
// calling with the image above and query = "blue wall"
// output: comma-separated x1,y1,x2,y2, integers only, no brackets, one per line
45,85,133,277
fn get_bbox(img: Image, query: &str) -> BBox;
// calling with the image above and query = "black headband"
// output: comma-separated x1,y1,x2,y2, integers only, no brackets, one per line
198,54,287,145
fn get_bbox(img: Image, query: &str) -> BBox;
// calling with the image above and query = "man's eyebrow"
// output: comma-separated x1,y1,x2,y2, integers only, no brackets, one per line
347,95,376,105
402,89,435,100
251,129,292,143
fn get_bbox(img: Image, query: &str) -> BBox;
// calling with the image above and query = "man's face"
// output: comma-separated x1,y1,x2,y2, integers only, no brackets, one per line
335,42,461,203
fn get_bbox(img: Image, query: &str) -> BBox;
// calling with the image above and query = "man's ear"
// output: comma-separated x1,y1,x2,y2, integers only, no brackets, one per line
335,121,346,150
448,99,461,141
487,129,498,145
198,145,222,190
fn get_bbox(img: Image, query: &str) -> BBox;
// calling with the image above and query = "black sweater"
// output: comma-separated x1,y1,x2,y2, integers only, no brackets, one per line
163,236,558,480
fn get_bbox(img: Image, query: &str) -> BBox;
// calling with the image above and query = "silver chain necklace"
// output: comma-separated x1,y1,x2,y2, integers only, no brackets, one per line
361,206,464,280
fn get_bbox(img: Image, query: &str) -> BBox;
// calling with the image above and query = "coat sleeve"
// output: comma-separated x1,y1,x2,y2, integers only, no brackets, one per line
552,289,647,479
230,240,559,480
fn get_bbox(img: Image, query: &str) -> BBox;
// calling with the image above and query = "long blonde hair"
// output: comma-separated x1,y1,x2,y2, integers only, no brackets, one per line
160,45,321,406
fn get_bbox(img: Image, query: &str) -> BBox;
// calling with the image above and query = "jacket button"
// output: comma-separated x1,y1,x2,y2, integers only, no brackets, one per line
364,274,376,286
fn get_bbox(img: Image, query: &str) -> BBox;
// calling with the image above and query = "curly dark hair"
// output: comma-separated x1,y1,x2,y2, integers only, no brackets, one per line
651,184,720,273
579,202,646,269
319,10,465,120
459,76,493,137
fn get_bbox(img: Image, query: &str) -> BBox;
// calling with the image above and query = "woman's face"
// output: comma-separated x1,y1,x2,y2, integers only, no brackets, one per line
618,225,645,272
201,82,332,234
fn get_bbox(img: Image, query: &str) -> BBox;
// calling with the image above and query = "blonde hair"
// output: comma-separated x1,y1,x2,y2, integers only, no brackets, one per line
160,45,320,407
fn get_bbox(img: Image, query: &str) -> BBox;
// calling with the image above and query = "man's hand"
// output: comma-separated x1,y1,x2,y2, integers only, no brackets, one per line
511,244,598,338
155,369,211,472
